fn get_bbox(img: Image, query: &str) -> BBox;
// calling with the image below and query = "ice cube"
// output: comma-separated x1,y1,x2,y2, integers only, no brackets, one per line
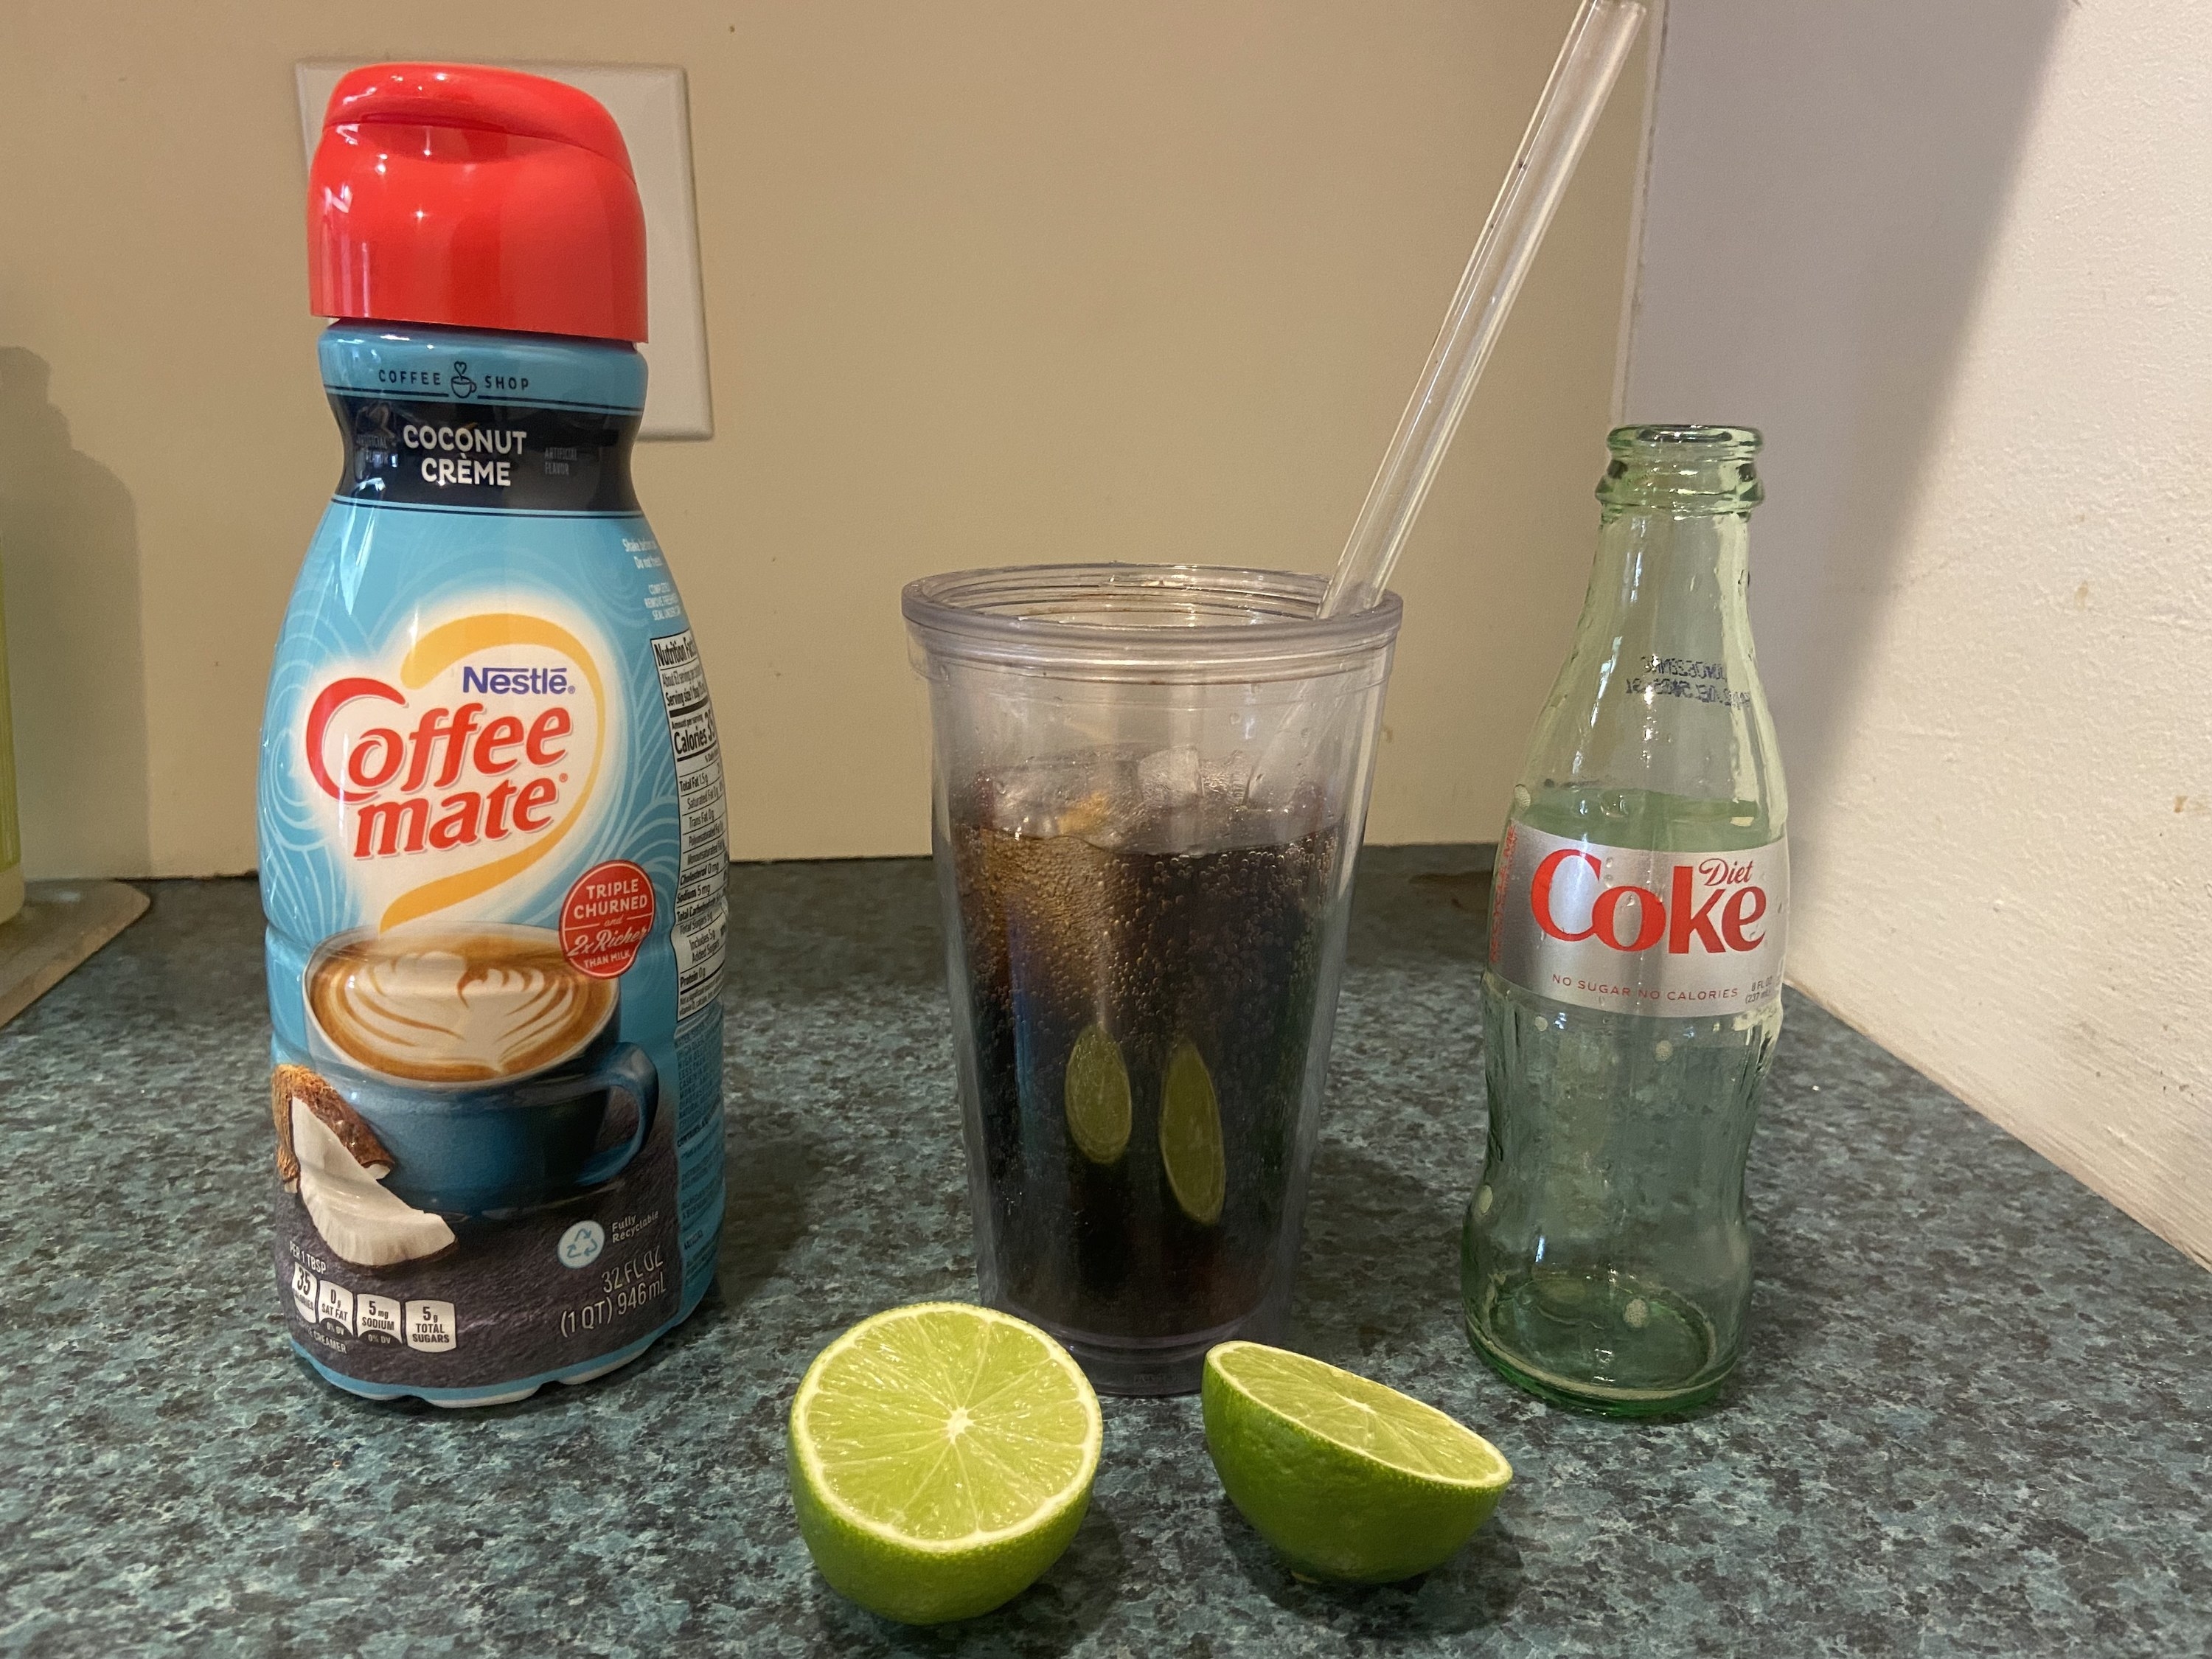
984,756,1148,844
983,759,1086,837
1068,756,1151,849
1136,745,1204,809
1128,745,1241,851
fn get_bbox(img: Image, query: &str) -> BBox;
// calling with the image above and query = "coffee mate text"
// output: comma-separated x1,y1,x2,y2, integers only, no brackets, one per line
306,677,574,860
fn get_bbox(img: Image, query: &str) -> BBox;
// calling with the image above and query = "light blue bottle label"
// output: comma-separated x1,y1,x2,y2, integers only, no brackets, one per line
260,327,726,1402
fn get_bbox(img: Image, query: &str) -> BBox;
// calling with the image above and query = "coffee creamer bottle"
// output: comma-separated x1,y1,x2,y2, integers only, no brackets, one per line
260,65,728,1403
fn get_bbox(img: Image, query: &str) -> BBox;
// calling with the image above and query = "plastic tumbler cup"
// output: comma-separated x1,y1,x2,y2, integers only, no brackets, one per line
903,564,1402,1394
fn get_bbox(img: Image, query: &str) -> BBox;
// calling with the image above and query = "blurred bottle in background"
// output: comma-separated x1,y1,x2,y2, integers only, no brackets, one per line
1462,425,1787,1416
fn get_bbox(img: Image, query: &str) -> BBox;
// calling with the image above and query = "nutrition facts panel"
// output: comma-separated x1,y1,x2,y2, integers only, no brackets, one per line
651,629,729,1020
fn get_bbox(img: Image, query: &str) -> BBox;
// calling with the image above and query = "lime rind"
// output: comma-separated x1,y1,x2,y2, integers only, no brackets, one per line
1202,1341,1512,1585
790,1447,1093,1625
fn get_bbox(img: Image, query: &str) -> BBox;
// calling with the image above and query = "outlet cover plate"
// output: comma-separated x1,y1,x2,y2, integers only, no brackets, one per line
295,60,713,441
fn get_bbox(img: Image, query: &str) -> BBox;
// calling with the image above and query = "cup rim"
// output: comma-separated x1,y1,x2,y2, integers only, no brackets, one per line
305,921,616,1093
902,563,1402,680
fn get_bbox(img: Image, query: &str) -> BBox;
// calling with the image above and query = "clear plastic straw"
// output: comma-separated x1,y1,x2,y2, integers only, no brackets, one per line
1320,0,1647,616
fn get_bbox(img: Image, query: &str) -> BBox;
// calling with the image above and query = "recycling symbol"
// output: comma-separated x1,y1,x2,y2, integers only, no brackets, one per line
558,1221,605,1269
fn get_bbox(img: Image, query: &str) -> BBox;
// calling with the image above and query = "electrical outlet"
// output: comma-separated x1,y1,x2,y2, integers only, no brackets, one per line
295,61,714,442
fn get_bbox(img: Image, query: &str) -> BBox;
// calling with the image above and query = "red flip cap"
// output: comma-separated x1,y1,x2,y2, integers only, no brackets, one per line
309,63,647,341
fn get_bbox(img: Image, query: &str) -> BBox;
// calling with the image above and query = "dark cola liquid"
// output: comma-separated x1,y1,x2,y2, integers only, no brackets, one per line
949,779,1343,1348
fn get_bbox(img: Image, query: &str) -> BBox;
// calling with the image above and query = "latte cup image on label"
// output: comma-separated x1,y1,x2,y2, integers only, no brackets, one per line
296,924,661,1220
307,922,616,1085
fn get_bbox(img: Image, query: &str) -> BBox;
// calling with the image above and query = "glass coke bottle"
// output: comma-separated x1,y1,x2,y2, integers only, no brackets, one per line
1463,424,1787,1416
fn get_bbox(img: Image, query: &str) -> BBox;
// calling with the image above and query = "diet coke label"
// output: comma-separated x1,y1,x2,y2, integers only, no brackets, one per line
1489,821,1787,1018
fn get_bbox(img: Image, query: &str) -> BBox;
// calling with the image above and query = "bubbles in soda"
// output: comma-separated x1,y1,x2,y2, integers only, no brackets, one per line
948,753,1343,1348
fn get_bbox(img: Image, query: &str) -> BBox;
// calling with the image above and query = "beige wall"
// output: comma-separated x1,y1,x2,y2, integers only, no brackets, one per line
0,1,1646,875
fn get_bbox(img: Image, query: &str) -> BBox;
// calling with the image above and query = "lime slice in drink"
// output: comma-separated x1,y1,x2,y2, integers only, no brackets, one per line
1159,1039,1225,1224
1202,1341,1512,1583
788,1302,1103,1625
1065,1024,1132,1164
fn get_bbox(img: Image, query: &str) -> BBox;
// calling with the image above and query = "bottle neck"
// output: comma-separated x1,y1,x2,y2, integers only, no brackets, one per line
1583,508,1753,665
1513,499,1784,843
1582,424,1762,662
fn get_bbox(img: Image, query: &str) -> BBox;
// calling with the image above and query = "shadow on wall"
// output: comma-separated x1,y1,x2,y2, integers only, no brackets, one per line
1621,0,2073,812
0,348,150,877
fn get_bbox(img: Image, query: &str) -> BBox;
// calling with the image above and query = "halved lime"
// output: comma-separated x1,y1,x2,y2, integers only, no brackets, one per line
788,1302,1103,1625
1202,1341,1512,1583
1159,1039,1225,1225
1065,1024,1132,1164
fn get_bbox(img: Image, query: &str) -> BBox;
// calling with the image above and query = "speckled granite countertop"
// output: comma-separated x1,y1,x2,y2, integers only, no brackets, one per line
3,852,2208,1658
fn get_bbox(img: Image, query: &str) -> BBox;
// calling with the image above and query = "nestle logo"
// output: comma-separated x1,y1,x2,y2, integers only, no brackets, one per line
461,665,571,695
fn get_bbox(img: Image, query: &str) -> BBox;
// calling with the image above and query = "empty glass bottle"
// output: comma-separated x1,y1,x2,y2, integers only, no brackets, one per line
1463,424,1786,1416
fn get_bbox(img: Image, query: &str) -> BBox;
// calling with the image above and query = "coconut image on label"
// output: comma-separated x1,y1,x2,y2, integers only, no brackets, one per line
259,64,728,1406
272,1065,455,1268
